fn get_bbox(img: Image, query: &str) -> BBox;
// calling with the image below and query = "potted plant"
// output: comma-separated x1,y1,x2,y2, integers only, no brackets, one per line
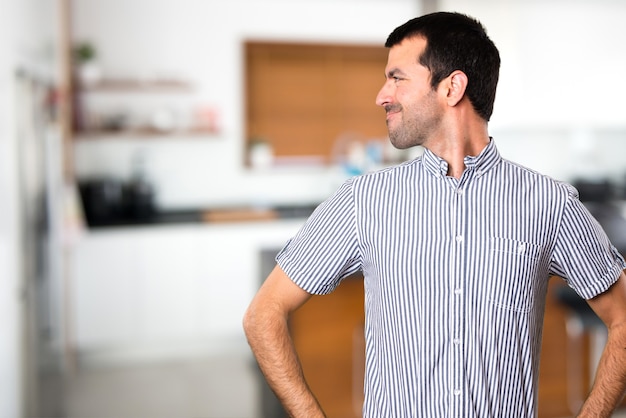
73,42,101,86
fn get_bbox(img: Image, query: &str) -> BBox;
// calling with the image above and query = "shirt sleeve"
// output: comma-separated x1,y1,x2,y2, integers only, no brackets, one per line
550,185,626,299
276,178,361,295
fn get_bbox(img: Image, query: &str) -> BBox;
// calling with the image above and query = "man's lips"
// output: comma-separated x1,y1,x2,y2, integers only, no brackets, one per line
384,105,401,122
385,110,400,123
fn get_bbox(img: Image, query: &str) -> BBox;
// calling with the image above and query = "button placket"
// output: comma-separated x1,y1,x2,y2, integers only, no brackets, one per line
450,181,466,414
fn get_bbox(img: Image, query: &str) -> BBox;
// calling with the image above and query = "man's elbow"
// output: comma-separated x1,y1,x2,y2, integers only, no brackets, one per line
242,304,258,342
243,300,273,342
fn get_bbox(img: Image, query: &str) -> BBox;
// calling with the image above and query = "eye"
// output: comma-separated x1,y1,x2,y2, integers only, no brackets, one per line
385,70,405,83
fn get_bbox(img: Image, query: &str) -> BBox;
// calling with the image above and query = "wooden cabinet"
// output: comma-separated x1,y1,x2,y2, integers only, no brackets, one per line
290,276,597,418
291,274,365,418
538,279,585,418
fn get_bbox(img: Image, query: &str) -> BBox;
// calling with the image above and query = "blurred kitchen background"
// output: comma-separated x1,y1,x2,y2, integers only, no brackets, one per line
3,0,626,417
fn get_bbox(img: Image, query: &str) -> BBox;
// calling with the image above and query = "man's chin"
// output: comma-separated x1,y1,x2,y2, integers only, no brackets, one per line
389,136,411,150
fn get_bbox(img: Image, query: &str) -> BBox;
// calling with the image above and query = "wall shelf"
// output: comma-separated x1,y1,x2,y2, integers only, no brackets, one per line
74,127,220,140
80,78,193,93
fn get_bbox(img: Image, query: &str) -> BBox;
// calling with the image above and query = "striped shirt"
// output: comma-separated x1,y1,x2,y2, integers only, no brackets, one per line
276,140,626,418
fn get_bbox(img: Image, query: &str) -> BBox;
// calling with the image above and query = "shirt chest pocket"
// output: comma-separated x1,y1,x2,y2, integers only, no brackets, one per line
487,237,543,313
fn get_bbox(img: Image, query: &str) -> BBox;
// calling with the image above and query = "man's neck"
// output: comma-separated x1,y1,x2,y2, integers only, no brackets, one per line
423,117,490,179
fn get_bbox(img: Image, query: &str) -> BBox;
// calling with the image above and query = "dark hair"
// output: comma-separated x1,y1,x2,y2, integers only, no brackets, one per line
385,12,500,121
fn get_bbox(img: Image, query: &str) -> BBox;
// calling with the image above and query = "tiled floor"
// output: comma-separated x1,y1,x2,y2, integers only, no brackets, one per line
43,352,263,418
40,353,626,418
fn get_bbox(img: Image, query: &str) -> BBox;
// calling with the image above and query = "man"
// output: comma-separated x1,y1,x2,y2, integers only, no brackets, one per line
243,12,626,418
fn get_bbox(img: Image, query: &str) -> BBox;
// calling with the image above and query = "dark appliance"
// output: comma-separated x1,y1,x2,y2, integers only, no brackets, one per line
78,177,155,227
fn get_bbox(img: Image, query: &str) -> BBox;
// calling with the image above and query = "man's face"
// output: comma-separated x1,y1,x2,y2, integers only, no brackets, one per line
376,36,443,149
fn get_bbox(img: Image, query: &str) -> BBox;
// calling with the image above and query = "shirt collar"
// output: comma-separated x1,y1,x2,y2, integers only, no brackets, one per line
422,138,501,178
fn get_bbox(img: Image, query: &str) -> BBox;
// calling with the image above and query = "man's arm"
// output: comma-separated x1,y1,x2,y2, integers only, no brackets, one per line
243,265,325,418
577,271,626,418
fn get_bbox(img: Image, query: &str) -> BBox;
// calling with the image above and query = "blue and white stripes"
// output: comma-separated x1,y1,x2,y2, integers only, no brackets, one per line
276,140,626,418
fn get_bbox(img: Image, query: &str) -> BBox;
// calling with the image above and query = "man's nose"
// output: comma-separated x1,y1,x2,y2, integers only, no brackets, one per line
376,81,392,107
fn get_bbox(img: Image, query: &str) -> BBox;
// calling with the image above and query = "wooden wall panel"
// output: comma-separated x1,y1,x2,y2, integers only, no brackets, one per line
245,42,389,163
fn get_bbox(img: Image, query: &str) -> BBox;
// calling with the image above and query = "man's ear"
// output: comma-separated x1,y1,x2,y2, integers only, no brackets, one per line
444,70,468,107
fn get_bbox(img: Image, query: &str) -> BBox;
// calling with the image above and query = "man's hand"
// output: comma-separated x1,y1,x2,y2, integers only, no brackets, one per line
578,271,626,417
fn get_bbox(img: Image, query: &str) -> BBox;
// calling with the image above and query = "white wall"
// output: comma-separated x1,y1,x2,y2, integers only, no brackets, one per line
0,65,21,418
438,0,626,182
71,0,626,210
71,0,421,209
0,0,58,415
443,0,626,128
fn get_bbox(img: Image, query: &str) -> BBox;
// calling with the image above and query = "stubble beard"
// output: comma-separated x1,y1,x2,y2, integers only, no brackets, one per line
387,110,438,150
388,118,425,150
386,93,441,150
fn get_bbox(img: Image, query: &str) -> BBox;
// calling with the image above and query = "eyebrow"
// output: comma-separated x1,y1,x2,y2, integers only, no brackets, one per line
386,68,407,79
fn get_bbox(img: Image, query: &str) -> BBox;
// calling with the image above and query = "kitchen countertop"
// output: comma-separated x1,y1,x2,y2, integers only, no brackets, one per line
83,198,626,255
84,204,320,228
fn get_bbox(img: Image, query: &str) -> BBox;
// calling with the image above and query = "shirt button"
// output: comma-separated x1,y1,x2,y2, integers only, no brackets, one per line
455,188,464,196
517,243,526,254
455,235,463,243
454,390,461,396
453,339,461,345
454,288,462,295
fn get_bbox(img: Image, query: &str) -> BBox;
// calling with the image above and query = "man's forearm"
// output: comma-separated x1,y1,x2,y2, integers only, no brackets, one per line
243,307,326,418
577,325,626,418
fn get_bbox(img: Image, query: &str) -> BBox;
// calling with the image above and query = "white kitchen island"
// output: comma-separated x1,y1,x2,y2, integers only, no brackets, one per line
68,218,305,365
